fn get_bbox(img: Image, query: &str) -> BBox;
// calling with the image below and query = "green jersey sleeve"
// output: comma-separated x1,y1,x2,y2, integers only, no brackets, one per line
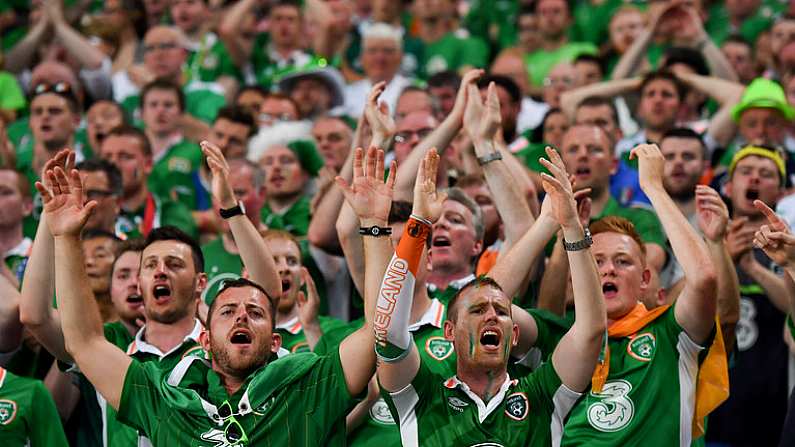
300,348,360,424
117,360,165,435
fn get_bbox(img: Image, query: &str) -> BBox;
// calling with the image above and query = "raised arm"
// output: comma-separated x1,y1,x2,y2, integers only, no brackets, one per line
376,149,445,392
201,141,282,299
335,147,397,395
672,70,745,148
749,201,795,317
633,144,717,344
559,78,641,121
36,164,131,411
47,0,106,70
4,17,50,73
0,269,22,353
541,147,606,392
218,0,257,68
18,150,75,363
463,82,533,250
394,69,483,199
695,186,740,351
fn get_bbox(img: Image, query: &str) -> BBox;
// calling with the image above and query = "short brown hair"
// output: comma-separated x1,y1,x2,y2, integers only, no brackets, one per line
446,276,507,323
106,125,152,157
590,216,646,260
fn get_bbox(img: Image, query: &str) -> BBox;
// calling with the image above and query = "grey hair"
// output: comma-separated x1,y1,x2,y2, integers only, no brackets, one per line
362,22,403,51
443,187,485,242
227,158,266,190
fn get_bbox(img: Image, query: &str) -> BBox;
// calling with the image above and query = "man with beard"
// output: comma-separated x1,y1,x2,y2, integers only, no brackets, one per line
707,145,790,446
25,142,282,446
40,144,382,446
377,143,605,446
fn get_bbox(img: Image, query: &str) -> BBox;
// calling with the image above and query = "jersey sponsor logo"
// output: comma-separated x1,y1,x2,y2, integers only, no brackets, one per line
426,55,449,75
200,428,242,447
504,392,529,421
426,337,454,361
587,380,635,432
736,297,758,351
202,273,241,304
0,399,17,425
448,396,469,412
626,332,656,362
168,157,192,173
256,396,275,414
369,398,396,425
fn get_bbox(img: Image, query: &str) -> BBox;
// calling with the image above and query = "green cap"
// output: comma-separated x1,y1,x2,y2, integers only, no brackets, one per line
287,139,324,176
731,78,795,122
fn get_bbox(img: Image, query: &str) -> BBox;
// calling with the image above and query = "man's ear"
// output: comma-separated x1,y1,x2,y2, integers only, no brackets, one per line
470,239,483,258
195,273,208,297
21,197,33,217
640,267,652,291
199,329,211,351
271,332,283,354
443,320,455,341
511,323,519,349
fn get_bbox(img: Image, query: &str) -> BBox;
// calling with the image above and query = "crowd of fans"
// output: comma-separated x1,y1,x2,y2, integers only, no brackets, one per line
3,0,795,445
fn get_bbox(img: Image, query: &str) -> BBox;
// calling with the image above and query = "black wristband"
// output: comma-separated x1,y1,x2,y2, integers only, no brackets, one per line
359,226,392,237
219,202,245,219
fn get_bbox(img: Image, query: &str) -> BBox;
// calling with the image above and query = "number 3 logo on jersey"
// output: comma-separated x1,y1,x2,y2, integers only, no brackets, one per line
587,380,634,432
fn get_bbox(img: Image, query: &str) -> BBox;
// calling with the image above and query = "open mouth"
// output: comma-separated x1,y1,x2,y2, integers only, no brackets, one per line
281,278,292,294
575,167,591,176
95,132,107,144
745,189,759,201
432,236,451,247
230,328,252,345
152,285,171,302
480,328,501,349
602,281,618,298
126,294,143,304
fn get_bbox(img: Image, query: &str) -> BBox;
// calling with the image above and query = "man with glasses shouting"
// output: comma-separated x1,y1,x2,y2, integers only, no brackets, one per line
36,142,386,445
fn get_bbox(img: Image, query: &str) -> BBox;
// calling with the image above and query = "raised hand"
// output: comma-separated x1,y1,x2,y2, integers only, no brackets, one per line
36,164,97,237
725,216,754,262
40,149,75,185
463,81,501,143
695,185,729,242
200,140,237,210
411,148,446,223
630,143,665,192
364,81,395,149
296,267,320,329
538,147,580,230
752,200,795,268
450,68,484,123
336,147,396,225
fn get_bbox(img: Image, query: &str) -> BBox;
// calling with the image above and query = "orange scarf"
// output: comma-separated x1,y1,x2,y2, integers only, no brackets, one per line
590,303,729,438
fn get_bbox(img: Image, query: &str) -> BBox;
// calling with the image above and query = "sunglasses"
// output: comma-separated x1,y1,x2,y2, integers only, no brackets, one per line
217,401,249,445
31,82,78,102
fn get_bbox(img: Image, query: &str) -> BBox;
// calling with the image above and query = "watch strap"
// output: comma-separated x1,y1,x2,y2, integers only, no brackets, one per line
562,228,593,251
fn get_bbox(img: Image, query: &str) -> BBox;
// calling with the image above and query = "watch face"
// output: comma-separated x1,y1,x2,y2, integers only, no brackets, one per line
371,227,380,236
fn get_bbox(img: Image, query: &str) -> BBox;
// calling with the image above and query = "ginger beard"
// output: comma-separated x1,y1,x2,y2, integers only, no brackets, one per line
445,286,518,371
205,287,280,377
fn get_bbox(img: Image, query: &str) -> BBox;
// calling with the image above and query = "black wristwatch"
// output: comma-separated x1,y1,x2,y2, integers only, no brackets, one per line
359,226,392,237
562,228,593,251
219,201,246,219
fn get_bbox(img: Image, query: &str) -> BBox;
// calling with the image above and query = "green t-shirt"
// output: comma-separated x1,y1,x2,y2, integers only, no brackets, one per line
118,349,356,446
420,32,489,79
115,192,199,240
261,196,311,236
0,367,68,446
201,236,244,304
593,196,667,249
106,322,204,447
121,81,226,124
276,315,347,353
382,356,580,446
524,42,598,87
346,300,456,447
0,71,25,111
186,32,243,83
562,306,708,446
148,138,204,210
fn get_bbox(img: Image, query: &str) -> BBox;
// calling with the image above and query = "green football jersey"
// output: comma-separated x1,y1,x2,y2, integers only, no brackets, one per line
561,306,706,446
348,299,456,447
382,357,580,446
3,237,31,285
276,315,347,353
103,320,204,447
148,138,204,209
186,32,243,83
420,32,489,78
115,192,199,240
201,235,243,304
118,349,356,446
260,196,311,236
0,367,68,446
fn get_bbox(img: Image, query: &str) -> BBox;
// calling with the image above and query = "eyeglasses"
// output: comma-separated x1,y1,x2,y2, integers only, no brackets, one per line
543,76,574,88
144,42,179,53
217,401,249,445
394,128,434,144
258,112,294,123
